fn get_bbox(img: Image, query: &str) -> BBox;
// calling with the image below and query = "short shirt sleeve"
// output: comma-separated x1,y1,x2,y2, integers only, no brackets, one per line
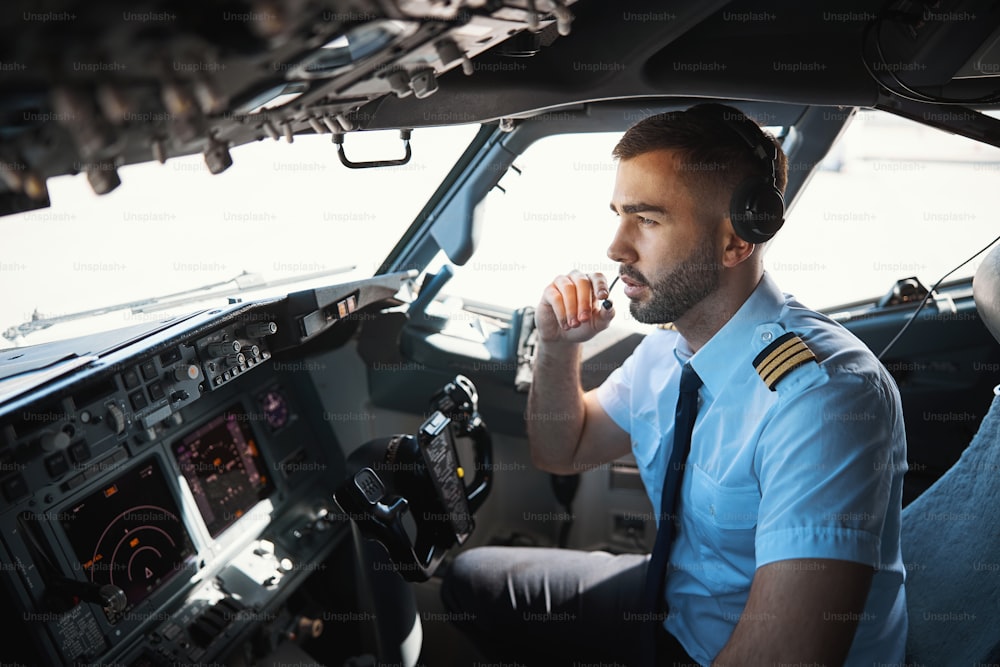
754,370,902,569
595,336,642,433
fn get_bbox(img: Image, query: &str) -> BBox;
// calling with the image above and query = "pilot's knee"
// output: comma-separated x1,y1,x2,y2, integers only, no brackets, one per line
440,546,511,615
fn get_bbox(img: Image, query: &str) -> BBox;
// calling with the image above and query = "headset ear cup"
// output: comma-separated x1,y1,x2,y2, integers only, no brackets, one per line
730,178,785,244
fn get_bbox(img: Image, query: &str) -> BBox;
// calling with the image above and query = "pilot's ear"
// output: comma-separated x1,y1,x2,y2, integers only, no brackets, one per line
721,226,755,268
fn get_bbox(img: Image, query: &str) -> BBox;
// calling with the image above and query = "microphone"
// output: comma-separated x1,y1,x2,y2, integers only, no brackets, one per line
602,275,620,310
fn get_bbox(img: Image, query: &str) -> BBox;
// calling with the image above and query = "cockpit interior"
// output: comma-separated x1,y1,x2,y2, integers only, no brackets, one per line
2,0,1000,665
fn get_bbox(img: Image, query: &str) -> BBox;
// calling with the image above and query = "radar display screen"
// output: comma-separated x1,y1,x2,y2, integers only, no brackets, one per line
172,404,274,537
60,458,196,610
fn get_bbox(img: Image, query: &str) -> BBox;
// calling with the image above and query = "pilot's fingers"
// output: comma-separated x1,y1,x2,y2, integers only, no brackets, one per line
566,270,597,323
537,276,614,340
539,284,575,335
590,272,611,301
550,274,579,328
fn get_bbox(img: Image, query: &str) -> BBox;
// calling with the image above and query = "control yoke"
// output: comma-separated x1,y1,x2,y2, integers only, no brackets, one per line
334,375,492,581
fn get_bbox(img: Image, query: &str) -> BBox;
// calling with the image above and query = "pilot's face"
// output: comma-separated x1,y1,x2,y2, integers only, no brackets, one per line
607,148,722,324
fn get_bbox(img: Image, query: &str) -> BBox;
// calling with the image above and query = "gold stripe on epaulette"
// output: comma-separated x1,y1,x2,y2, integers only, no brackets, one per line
656,322,677,330
753,332,817,391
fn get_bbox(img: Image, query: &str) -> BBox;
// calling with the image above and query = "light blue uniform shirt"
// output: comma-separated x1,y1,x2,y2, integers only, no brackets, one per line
596,272,908,666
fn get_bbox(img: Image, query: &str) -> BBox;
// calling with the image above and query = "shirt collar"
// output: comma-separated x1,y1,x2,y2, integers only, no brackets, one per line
672,272,786,399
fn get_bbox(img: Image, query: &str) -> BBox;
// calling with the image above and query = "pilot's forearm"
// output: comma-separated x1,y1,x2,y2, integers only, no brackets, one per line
526,341,585,474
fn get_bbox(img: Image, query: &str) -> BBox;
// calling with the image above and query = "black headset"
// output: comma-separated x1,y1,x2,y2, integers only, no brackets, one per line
687,104,786,244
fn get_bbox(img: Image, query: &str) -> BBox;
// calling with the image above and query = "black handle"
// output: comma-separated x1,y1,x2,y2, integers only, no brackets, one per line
333,129,412,169
337,466,440,581
462,418,492,512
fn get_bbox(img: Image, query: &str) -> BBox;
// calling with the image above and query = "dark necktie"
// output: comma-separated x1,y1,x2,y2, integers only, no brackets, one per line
639,363,702,665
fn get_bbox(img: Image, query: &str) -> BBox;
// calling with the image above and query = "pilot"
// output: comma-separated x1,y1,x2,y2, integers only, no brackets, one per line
441,104,908,666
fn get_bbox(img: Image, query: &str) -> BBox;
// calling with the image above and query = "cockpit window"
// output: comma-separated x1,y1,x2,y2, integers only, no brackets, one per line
444,110,999,319
444,131,623,314
0,124,477,347
766,109,1000,310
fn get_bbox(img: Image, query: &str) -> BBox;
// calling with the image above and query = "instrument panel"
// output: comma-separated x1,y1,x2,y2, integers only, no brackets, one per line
0,299,355,666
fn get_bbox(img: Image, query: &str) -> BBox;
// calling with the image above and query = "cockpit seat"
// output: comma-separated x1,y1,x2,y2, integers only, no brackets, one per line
901,243,1000,664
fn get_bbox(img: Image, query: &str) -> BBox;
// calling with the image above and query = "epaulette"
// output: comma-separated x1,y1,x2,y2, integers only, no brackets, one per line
656,322,677,330
752,331,817,391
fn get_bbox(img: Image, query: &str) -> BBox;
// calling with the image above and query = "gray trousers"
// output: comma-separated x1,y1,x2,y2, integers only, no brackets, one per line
440,546,700,666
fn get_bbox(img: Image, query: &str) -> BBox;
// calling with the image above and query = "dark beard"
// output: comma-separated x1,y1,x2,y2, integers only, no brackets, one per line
627,236,721,324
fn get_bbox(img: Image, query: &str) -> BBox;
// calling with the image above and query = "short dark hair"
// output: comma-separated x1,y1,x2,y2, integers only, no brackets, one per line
612,104,788,219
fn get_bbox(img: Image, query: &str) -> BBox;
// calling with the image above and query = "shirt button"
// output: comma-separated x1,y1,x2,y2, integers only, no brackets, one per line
761,331,774,343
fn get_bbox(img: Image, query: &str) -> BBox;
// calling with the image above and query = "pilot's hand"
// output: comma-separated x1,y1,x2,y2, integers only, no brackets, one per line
535,270,615,344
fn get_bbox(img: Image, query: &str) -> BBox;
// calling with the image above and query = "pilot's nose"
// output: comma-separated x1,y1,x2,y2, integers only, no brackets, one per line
607,219,637,264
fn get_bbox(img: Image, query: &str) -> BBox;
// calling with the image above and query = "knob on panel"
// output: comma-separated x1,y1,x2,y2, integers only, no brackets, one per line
41,429,71,452
49,577,127,615
224,353,246,367
106,403,126,434
245,321,277,337
206,341,241,357
293,616,323,639
172,364,201,382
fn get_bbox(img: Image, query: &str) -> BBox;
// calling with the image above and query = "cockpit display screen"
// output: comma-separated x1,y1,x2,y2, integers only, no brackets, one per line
172,404,274,537
60,458,196,609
